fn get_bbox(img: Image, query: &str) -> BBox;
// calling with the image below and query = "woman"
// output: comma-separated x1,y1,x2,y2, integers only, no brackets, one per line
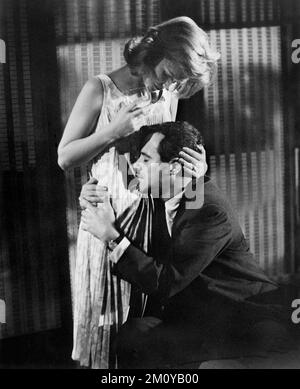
58,16,220,368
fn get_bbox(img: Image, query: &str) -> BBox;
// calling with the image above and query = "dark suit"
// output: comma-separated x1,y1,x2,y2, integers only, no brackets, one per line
114,177,291,368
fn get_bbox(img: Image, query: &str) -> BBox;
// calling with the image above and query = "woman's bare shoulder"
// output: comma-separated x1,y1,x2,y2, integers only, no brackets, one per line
84,76,104,95
78,76,104,109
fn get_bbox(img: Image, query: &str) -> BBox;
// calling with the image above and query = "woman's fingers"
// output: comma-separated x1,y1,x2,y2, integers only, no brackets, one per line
179,145,208,178
128,101,140,111
182,146,205,161
182,166,194,177
119,101,134,112
196,144,205,153
176,85,185,98
132,105,151,119
179,146,207,178
189,81,199,97
197,144,206,157
178,157,194,172
179,150,198,165
132,107,144,117
181,165,195,178
176,79,191,99
180,163,199,179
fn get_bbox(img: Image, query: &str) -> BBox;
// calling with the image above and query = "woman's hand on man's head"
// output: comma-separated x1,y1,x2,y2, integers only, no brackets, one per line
178,145,208,179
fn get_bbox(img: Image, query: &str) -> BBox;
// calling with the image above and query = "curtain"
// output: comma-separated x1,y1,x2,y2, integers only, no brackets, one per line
205,26,285,276
0,0,70,339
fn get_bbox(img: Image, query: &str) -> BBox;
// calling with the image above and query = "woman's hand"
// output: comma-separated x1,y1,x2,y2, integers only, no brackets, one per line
110,102,147,140
174,79,202,99
178,145,208,179
79,177,109,208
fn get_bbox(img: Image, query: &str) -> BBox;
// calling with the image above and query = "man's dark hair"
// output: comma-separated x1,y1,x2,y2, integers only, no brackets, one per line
114,121,203,163
138,121,204,162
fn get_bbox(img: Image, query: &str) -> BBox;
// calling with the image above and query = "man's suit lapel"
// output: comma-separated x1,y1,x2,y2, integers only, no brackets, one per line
172,180,205,237
171,197,186,237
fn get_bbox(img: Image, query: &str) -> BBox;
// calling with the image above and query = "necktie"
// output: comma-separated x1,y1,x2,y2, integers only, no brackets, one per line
153,199,172,261
142,199,171,318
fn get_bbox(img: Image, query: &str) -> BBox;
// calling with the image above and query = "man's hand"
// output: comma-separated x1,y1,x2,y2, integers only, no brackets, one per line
80,196,119,243
79,177,108,208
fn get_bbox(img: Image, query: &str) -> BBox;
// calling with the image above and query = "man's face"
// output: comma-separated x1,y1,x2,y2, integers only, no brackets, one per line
133,132,172,196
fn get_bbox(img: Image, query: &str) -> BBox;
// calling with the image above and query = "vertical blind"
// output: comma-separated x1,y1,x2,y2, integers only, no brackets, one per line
161,0,281,28
205,26,285,277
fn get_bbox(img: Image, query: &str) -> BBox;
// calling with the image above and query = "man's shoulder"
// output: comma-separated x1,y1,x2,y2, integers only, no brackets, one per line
183,176,232,215
177,182,230,228
203,176,226,201
185,200,230,226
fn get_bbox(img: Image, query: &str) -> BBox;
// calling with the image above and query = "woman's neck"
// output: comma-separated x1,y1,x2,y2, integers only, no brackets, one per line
109,65,144,92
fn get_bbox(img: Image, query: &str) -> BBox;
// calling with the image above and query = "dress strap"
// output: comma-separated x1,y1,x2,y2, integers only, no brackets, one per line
95,73,126,109
95,73,109,88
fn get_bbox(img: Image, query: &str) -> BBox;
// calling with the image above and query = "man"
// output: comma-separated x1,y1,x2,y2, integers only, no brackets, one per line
80,121,291,368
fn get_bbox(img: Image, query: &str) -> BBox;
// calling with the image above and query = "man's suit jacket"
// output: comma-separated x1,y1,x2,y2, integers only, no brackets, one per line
115,177,278,320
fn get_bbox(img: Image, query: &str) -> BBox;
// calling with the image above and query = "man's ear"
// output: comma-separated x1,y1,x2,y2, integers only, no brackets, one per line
169,158,182,175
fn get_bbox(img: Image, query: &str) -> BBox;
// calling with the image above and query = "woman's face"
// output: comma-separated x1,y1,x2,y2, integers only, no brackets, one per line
148,59,203,99
136,59,187,92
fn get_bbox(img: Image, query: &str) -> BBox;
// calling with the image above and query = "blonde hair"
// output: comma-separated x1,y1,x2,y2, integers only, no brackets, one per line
124,16,220,97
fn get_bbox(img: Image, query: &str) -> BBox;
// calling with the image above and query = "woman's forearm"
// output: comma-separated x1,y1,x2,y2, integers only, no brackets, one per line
58,123,119,170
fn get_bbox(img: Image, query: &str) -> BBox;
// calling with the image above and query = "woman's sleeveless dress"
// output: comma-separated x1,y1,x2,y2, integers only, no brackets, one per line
72,74,174,368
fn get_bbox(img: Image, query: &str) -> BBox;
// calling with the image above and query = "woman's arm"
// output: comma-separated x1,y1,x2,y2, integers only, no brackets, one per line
57,77,110,170
57,77,144,170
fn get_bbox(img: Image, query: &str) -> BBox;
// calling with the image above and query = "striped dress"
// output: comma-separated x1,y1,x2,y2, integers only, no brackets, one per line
72,74,174,368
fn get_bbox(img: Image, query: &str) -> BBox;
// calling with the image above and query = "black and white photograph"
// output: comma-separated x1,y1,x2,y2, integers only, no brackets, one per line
0,0,300,373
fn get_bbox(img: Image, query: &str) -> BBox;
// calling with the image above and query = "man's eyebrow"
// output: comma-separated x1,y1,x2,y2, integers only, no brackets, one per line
141,151,152,159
